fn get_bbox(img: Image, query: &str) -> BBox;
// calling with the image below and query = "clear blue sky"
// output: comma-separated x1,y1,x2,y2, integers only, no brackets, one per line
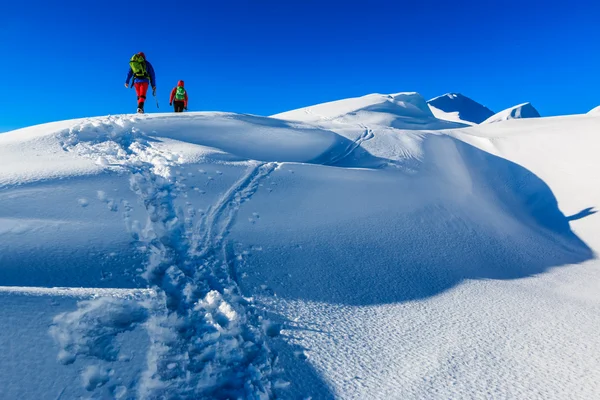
1,0,599,131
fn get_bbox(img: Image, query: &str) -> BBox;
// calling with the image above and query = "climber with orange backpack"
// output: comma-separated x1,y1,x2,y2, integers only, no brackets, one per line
124,52,156,114
169,80,188,113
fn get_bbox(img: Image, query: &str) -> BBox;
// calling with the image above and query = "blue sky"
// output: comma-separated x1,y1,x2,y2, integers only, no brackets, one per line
1,0,599,131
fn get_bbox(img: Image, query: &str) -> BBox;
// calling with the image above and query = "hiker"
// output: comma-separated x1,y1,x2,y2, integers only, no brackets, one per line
169,80,188,112
124,52,156,114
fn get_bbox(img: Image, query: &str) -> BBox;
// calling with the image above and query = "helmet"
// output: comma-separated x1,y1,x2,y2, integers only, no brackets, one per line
138,52,146,59
177,80,184,87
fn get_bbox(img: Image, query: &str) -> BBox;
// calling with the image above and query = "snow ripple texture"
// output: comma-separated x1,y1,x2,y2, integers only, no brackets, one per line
50,116,279,399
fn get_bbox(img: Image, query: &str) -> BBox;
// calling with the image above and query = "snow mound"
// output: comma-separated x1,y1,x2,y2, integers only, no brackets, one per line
0,113,341,187
482,102,541,124
427,93,495,125
273,92,463,129
588,105,600,114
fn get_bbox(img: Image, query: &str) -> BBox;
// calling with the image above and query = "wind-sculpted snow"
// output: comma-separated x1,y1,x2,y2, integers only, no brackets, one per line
0,106,599,399
272,92,464,130
0,113,354,288
0,113,338,187
232,135,592,306
482,102,541,123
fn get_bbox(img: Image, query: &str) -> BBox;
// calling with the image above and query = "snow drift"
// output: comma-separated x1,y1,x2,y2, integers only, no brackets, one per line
482,102,541,123
427,92,494,125
1,96,599,399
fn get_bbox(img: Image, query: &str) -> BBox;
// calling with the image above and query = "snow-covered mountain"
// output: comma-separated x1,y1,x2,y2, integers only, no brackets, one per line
482,102,541,123
427,92,495,125
272,92,464,129
2,96,600,399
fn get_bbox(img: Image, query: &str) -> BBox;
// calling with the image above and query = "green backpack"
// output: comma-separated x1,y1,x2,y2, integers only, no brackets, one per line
175,86,186,100
129,54,147,78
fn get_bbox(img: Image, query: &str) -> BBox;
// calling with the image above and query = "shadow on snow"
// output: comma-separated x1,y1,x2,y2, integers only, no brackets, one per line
238,135,595,307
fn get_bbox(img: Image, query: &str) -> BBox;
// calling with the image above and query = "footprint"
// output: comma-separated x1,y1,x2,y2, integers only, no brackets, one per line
107,200,118,212
294,350,308,360
112,385,128,399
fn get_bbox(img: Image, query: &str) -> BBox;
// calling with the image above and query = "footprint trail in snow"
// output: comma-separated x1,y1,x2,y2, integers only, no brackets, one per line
51,116,280,399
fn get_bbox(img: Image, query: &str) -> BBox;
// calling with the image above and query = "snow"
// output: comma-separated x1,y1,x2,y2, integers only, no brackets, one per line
588,105,600,114
427,92,495,125
1,97,600,399
81,365,111,391
272,92,465,130
482,102,541,123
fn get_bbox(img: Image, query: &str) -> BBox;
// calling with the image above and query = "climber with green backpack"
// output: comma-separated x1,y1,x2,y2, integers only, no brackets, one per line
124,52,156,113
169,80,188,113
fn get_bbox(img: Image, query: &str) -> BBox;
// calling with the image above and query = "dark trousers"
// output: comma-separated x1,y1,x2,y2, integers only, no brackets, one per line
173,101,185,112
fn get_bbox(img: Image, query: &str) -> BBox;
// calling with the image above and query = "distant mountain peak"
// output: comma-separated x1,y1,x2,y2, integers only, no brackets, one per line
429,92,464,101
427,93,494,125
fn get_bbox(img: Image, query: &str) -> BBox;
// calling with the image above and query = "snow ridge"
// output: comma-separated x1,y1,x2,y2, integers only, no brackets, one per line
273,92,464,130
51,116,278,399
482,102,540,124
588,105,600,114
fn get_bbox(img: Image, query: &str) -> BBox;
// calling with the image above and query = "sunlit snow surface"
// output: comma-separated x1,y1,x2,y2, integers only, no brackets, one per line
1,99,599,398
481,102,541,124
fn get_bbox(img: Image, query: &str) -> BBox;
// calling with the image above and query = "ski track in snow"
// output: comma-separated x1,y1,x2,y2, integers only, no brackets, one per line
325,127,374,166
193,161,278,261
49,116,280,399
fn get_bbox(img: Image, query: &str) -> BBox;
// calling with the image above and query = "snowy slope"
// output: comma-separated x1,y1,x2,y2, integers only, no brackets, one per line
272,92,465,130
1,104,600,399
482,102,541,123
588,105,600,114
427,92,494,125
